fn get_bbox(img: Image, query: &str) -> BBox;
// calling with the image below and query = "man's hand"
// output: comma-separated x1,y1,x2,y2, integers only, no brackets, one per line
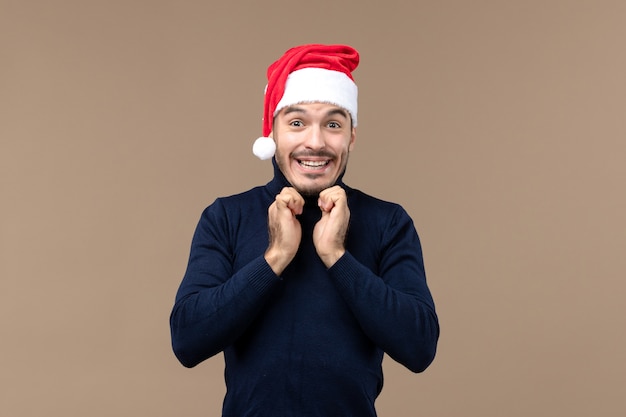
265,187,304,275
313,186,350,268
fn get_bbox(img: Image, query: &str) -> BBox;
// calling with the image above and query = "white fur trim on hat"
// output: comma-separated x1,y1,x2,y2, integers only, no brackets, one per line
274,67,358,126
252,136,276,160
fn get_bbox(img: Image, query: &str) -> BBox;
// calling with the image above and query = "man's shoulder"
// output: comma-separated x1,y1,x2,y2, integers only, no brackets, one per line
201,184,271,216
346,186,403,212
218,184,268,202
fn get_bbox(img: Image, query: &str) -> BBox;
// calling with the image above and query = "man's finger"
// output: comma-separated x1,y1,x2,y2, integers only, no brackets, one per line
318,186,346,212
276,187,304,215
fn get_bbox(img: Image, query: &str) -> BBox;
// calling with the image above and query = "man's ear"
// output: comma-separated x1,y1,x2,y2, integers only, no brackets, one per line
348,127,356,151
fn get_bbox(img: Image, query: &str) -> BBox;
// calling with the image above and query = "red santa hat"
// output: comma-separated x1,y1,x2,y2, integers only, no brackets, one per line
252,44,360,160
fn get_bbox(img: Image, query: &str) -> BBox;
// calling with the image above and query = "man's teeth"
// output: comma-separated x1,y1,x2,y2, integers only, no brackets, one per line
299,160,329,168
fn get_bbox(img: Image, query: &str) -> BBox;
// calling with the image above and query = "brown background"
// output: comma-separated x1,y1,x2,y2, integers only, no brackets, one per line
2,1,625,416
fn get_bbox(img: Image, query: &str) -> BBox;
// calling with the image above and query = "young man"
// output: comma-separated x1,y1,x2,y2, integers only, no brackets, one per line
170,44,439,416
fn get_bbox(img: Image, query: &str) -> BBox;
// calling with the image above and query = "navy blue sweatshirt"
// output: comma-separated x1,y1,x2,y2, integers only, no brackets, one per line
170,163,439,416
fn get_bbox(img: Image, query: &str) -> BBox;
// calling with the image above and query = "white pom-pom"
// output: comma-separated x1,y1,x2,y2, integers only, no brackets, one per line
252,137,276,160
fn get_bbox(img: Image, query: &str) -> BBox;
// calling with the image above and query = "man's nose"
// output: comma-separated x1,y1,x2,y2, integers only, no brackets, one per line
303,125,324,149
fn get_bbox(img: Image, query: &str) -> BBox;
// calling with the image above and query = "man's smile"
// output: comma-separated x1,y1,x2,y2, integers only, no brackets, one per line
297,159,331,169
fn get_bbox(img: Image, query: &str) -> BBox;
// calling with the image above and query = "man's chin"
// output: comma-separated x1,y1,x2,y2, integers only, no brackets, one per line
293,181,331,197
294,186,324,198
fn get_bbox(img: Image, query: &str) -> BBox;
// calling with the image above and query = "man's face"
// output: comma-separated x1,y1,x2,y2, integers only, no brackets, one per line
271,102,356,196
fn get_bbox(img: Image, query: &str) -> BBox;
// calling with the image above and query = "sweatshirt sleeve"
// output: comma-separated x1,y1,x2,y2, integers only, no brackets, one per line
169,199,280,368
328,205,439,373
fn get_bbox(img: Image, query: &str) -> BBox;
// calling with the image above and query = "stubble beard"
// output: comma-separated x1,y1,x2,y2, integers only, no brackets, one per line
275,149,350,197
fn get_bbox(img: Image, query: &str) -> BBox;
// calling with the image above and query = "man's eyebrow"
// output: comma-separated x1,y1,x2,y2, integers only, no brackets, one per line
282,106,306,115
326,108,349,119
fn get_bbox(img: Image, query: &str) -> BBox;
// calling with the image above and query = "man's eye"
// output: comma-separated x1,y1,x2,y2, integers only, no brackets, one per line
290,120,303,127
327,121,341,128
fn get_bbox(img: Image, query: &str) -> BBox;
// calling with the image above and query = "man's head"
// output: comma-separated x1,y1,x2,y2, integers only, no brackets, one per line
272,102,355,196
253,44,360,195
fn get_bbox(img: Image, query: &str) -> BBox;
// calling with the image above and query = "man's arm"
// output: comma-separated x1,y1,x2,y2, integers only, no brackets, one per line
329,251,439,372
169,200,278,367
314,190,439,372
170,188,305,368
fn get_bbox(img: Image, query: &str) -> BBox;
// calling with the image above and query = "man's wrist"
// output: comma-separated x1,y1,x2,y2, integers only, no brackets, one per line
320,249,345,269
264,248,291,276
